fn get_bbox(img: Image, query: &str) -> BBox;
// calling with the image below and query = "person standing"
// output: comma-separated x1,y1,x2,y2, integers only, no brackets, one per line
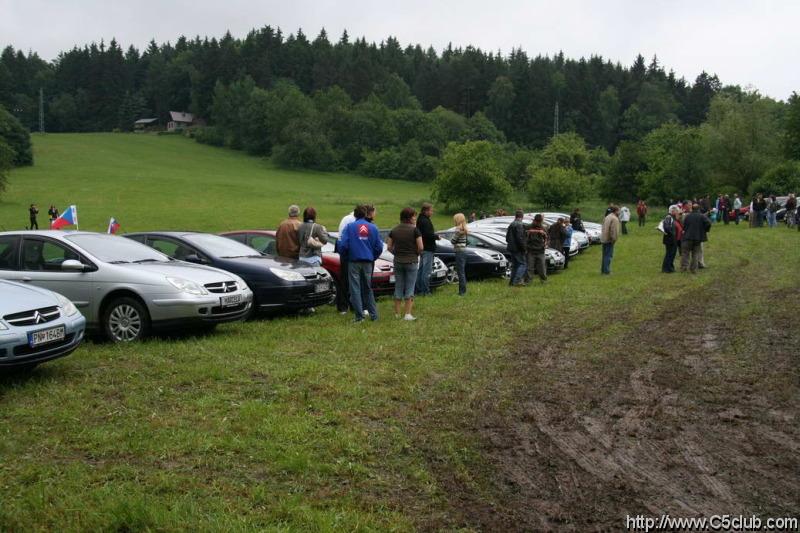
636,199,648,227
785,194,797,228
547,218,568,269
276,205,302,259
335,206,361,314
387,207,423,320
338,205,383,323
47,205,59,226
570,208,585,232
525,214,548,283
719,195,731,225
297,207,328,267
619,205,631,234
505,210,527,286
562,218,573,270
766,195,779,228
600,206,621,275
468,212,477,223
450,213,469,296
28,204,39,230
661,206,680,273
733,194,742,225
415,202,439,296
680,204,711,273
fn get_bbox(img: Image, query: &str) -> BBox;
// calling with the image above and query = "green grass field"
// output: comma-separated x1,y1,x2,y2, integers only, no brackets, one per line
1,135,798,531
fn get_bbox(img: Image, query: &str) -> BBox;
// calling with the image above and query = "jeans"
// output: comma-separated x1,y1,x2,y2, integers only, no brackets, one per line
662,242,677,272
638,215,646,227
510,251,527,285
337,256,350,311
455,250,467,295
394,261,419,300
767,211,777,227
415,251,434,295
348,261,377,321
601,243,614,274
526,251,547,281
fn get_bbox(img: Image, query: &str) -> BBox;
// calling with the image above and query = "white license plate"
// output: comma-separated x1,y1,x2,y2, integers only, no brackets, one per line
435,270,446,278
314,282,329,293
389,275,396,283
28,326,66,347
499,261,507,267
220,294,242,307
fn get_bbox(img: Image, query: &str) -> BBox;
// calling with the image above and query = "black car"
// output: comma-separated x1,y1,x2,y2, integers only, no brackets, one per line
429,238,508,281
375,229,450,289
437,230,566,272
125,232,334,314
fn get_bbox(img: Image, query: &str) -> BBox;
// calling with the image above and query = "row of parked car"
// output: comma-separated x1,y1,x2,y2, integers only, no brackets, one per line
0,212,597,370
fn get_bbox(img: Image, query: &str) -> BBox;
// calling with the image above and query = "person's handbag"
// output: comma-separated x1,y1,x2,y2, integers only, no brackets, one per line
306,223,324,249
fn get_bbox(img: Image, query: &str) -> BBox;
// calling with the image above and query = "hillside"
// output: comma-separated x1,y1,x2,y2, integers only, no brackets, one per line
0,133,442,232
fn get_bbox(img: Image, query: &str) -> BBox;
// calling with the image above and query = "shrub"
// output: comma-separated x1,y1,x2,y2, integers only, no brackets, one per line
432,141,511,213
527,167,591,208
749,161,800,196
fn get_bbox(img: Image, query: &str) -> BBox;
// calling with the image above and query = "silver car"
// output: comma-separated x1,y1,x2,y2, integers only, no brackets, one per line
0,231,253,342
0,279,86,370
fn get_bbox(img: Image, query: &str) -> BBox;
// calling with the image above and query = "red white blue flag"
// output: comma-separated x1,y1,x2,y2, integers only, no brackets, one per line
51,205,78,230
107,217,120,234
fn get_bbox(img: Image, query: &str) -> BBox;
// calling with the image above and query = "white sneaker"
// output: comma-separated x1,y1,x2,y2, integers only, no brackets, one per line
363,310,369,317
403,314,416,321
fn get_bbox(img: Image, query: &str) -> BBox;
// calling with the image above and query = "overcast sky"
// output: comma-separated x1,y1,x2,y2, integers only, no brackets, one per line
2,0,798,100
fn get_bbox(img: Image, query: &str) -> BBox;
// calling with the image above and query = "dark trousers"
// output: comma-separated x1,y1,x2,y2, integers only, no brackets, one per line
621,221,628,234
455,251,467,295
601,243,614,274
562,246,570,269
638,215,645,227
680,240,701,272
30,218,38,230
662,242,677,272
525,251,547,281
337,256,350,311
722,210,730,224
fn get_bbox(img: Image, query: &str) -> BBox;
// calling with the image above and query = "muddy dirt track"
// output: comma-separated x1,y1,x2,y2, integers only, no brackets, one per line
417,277,800,531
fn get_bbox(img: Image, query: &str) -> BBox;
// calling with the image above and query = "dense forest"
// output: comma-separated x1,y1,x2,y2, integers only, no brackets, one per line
2,26,799,209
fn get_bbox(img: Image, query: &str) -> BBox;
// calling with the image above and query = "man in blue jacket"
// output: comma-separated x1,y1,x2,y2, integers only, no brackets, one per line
339,205,384,322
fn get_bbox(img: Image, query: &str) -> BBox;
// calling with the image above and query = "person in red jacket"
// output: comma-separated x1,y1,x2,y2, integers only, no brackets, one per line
636,199,648,227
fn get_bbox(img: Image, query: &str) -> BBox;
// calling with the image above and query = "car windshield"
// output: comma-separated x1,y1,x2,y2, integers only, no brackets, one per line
66,234,170,263
183,233,262,258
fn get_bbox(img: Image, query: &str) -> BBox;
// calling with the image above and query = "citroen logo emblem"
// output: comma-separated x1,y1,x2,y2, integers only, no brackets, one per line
33,311,43,324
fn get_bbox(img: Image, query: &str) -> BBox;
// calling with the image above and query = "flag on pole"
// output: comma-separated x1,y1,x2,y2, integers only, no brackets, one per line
107,217,120,234
51,205,78,230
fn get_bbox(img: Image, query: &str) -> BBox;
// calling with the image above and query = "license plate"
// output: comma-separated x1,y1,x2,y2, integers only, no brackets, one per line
314,282,329,293
499,261,507,267
28,325,66,347
389,275,396,283
435,270,446,278
220,294,242,307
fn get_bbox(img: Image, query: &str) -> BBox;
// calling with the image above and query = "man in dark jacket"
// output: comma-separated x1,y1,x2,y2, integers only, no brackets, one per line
661,206,679,273
525,214,548,283
506,209,527,286
339,206,384,322
415,202,439,295
680,204,711,273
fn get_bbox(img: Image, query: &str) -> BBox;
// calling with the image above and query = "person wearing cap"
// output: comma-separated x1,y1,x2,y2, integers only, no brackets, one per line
276,204,302,259
600,205,621,275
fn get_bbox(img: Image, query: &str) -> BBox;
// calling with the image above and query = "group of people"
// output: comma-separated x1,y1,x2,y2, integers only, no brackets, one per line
505,210,575,286
659,203,712,274
274,202,469,324
26,204,60,230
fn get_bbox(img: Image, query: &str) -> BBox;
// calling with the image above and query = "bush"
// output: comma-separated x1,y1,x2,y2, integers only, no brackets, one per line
359,141,437,181
432,141,511,213
272,119,337,170
527,167,591,208
749,161,800,196
191,126,225,147
0,138,14,197
0,105,33,166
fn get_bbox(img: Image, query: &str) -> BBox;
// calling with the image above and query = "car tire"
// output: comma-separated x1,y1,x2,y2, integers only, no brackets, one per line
445,265,459,284
103,297,150,343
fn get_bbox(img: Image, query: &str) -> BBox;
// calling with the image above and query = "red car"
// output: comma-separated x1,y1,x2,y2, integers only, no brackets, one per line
220,230,396,299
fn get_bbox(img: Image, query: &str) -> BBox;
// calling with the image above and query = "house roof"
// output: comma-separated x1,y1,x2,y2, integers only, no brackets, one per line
169,111,194,123
134,118,158,125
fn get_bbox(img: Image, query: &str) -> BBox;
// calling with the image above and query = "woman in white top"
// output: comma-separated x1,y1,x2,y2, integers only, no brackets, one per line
619,205,631,235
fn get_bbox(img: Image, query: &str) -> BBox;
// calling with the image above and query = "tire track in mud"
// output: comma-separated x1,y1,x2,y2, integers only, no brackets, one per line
414,276,800,531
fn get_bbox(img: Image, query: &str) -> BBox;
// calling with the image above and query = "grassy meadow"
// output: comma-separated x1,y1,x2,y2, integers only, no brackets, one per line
0,134,798,531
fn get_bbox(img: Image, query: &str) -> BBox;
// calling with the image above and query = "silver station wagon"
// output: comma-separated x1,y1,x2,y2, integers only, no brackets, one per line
0,279,86,370
0,231,253,342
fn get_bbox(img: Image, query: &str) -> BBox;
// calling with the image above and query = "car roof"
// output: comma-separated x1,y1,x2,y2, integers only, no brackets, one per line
125,231,205,239
0,229,96,237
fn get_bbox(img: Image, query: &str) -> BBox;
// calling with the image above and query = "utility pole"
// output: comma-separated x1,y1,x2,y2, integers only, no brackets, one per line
553,101,559,136
39,88,44,133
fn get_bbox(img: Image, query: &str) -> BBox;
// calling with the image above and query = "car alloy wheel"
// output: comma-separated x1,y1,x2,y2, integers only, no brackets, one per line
104,297,149,342
445,265,459,284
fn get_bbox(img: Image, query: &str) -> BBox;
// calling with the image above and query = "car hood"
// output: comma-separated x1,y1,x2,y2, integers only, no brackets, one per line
0,279,60,313
120,261,239,283
217,255,326,276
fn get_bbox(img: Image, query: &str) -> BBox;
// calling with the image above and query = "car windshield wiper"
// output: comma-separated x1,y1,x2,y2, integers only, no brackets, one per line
108,260,130,264
221,254,262,259
132,258,163,263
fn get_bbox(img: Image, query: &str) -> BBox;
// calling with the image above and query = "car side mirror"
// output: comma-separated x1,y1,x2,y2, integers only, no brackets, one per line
184,254,205,264
61,259,87,272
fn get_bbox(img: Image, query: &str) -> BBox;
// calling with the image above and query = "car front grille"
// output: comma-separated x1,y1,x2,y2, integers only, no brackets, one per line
209,302,248,315
13,333,75,356
303,271,328,280
205,281,238,293
3,306,61,327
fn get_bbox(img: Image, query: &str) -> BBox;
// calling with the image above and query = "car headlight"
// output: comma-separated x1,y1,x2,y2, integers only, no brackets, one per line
473,250,495,261
55,292,79,317
166,276,208,296
269,267,305,282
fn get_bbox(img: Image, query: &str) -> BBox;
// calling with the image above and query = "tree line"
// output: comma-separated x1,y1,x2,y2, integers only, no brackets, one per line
1,26,799,209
